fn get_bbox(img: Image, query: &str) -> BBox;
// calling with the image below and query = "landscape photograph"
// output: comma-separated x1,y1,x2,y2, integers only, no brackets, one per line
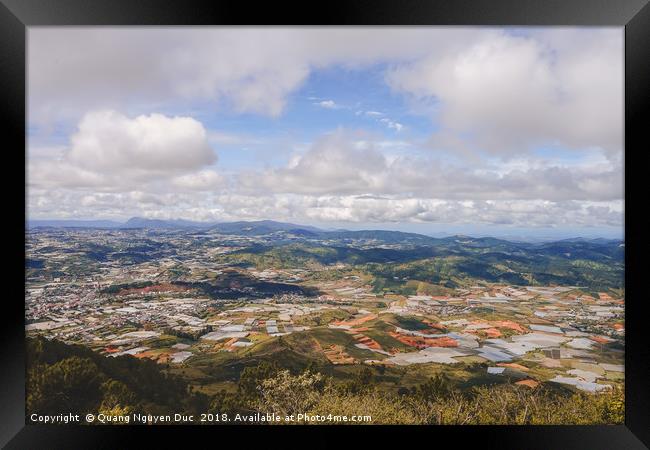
26,27,624,425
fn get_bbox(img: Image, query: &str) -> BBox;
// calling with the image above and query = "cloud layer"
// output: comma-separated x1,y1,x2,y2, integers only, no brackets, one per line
240,131,622,202
29,28,622,156
28,126,623,229
387,29,623,156
27,28,623,233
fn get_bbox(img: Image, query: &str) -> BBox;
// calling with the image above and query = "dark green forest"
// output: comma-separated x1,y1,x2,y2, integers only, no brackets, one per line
26,337,623,425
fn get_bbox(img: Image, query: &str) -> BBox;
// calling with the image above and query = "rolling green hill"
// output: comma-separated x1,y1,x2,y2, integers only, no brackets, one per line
218,239,624,290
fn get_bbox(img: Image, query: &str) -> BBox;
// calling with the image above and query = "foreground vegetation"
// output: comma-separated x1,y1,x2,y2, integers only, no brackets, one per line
26,337,623,425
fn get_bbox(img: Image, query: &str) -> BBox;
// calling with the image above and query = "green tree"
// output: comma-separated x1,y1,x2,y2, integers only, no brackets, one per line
418,373,453,401
238,361,279,399
99,379,138,414
256,370,324,418
27,356,103,415
341,367,374,394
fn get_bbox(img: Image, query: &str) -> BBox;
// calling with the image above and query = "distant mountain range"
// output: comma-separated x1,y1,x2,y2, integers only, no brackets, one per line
28,217,306,230
26,217,623,245
27,219,126,228
27,217,624,290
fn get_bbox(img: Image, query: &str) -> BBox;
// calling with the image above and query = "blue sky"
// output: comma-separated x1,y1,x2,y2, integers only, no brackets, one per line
27,27,624,239
182,63,436,172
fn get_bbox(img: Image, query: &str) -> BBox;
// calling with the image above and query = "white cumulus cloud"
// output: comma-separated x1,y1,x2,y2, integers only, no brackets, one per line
315,100,339,109
67,110,215,173
387,29,622,156
30,110,217,190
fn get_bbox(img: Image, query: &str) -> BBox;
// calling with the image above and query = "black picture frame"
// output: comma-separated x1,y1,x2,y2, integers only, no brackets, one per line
2,0,648,448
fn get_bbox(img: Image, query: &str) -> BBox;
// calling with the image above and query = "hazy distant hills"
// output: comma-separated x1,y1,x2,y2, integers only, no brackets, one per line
209,220,322,235
28,216,211,229
27,217,623,247
28,217,321,232
27,217,624,290
123,217,206,229
27,219,125,228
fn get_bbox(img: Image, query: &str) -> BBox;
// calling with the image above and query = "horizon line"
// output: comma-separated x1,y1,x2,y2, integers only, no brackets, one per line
25,217,624,241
